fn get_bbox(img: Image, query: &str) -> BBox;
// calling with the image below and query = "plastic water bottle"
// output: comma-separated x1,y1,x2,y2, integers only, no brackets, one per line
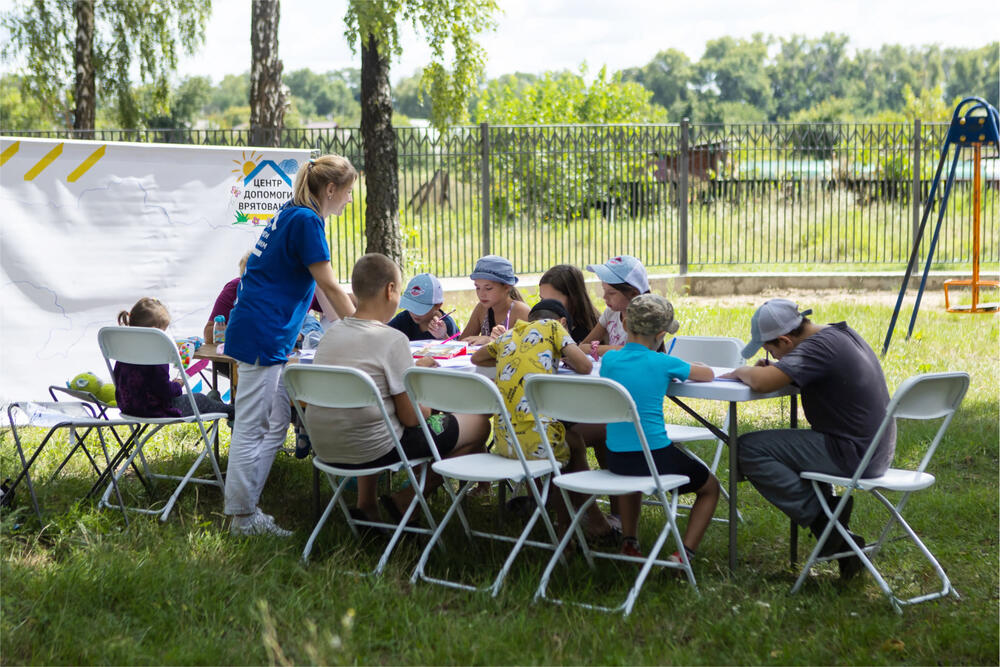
212,315,226,344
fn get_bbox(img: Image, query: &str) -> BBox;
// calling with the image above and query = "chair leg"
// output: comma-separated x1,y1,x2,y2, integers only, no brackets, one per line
302,474,348,563
94,427,129,526
534,493,599,606
870,489,957,609
411,480,476,589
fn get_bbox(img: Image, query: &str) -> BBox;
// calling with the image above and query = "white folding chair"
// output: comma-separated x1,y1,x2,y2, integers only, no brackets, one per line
525,374,697,617
404,367,562,597
5,400,139,523
665,336,745,520
283,364,437,575
790,371,970,613
96,327,226,522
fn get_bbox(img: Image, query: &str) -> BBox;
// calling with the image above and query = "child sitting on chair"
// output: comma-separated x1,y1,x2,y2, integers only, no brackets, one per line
387,273,458,341
471,299,616,542
114,297,235,420
598,294,719,561
307,254,489,524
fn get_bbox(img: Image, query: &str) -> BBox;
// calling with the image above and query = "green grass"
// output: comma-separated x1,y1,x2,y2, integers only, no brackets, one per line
2,295,997,665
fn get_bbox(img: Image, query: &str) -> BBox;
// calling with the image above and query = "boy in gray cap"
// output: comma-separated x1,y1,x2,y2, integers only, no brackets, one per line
721,299,895,580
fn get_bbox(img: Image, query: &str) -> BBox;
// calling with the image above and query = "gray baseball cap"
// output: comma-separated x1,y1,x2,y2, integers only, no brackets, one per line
742,298,813,359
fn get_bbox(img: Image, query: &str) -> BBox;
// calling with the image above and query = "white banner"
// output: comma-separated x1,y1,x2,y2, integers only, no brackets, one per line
0,137,312,410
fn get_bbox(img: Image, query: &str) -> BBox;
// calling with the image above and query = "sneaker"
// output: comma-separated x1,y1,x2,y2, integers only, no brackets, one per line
605,513,622,532
814,495,855,558
231,509,293,537
620,537,643,559
294,431,312,459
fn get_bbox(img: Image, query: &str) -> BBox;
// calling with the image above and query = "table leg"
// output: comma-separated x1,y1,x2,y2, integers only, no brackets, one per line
728,402,738,573
789,394,799,566
313,464,321,522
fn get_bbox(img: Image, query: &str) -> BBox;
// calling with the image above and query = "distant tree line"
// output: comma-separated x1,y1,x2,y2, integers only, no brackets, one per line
2,34,996,131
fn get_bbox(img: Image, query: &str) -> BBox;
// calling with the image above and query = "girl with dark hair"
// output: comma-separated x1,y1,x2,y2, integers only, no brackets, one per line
538,264,600,343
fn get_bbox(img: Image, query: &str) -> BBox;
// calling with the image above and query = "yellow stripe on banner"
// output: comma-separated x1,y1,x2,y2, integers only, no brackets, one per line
24,143,64,181
67,144,107,182
0,141,20,166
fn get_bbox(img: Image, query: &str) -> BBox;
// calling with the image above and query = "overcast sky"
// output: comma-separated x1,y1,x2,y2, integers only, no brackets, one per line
2,0,998,83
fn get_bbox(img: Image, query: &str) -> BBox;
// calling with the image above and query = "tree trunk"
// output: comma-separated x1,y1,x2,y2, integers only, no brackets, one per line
249,0,284,147
360,32,402,263
72,0,95,134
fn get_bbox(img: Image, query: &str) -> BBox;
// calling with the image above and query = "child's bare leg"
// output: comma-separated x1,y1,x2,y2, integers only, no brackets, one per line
564,430,611,536
387,413,489,515
619,492,642,540
681,475,720,552
356,474,380,519
572,422,619,517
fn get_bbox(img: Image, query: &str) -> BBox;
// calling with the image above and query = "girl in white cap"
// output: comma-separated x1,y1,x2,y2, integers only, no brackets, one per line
460,255,530,345
579,254,651,359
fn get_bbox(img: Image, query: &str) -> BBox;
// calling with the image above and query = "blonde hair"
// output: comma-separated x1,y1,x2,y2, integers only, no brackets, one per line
292,154,358,215
238,251,251,275
118,297,170,329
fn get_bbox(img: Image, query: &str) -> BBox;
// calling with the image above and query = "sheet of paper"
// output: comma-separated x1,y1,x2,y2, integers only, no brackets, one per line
710,366,741,382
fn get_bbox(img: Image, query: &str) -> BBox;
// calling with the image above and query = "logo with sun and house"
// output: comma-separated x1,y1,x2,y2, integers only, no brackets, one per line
229,151,299,226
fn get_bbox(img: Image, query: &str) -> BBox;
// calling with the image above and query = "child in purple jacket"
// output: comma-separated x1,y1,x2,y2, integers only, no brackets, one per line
114,297,234,420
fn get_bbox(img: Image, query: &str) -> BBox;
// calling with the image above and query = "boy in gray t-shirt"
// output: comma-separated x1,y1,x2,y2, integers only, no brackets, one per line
306,253,489,525
722,299,895,580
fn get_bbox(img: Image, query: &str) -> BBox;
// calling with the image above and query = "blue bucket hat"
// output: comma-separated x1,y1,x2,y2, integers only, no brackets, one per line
470,255,518,285
399,273,444,316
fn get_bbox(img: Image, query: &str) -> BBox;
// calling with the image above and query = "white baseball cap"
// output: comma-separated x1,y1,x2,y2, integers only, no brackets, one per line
585,255,650,294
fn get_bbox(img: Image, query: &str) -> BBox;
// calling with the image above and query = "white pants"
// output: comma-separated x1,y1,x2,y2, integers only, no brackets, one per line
224,362,291,516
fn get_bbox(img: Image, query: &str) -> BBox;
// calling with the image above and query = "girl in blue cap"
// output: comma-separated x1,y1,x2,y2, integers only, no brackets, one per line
460,255,530,345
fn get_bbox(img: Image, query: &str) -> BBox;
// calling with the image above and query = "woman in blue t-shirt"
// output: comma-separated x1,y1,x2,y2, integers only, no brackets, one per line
224,155,357,537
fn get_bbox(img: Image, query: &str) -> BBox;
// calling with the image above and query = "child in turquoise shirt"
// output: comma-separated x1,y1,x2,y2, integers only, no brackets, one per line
599,294,719,562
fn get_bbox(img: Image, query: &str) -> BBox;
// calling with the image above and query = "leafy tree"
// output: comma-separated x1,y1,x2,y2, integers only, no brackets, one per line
393,69,430,118
695,34,774,119
139,75,212,128
332,67,362,102
477,65,665,124
206,73,250,114
769,33,851,120
250,0,284,146
619,49,694,120
344,0,498,264
1,0,210,130
285,68,359,120
943,43,999,108
0,73,56,129
476,66,666,222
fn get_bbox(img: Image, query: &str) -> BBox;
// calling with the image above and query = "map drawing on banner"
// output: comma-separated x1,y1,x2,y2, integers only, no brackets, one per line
0,137,312,412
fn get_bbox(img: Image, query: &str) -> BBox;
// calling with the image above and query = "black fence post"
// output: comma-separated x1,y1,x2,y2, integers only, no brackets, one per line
911,118,922,273
678,118,690,275
480,122,491,258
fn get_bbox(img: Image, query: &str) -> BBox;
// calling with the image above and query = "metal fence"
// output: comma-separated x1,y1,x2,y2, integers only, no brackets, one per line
7,122,997,279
